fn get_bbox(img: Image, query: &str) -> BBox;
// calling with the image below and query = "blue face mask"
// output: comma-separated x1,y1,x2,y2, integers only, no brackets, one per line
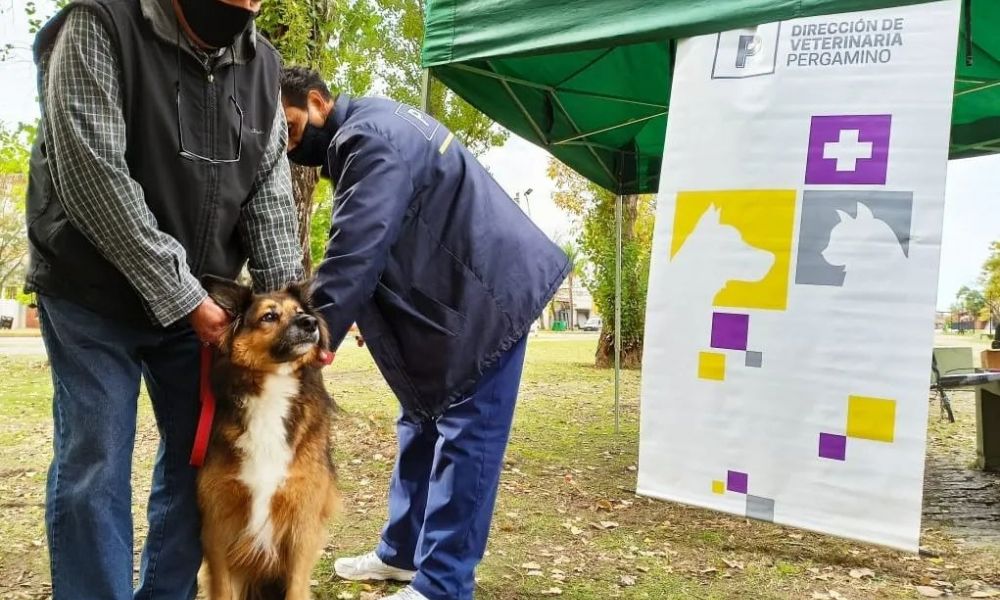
287,109,336,170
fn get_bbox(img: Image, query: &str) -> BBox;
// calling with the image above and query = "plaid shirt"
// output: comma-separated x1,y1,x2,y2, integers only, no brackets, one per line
41,8,302,327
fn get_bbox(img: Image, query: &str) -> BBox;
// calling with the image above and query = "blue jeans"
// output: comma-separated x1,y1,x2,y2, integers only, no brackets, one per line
38,295,202,600
376,336,528,600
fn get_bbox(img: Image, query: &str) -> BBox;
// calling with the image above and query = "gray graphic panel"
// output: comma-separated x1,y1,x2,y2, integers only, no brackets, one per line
795,190,913,287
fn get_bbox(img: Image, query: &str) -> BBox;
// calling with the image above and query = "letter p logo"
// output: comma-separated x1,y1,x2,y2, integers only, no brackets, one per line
735,35,763,69
712,24,779,79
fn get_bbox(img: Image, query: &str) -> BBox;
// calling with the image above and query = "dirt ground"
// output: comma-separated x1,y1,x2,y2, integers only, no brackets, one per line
1,333,998,599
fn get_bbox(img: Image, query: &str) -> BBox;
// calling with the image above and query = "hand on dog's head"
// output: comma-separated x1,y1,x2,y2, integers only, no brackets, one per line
201,275,331,372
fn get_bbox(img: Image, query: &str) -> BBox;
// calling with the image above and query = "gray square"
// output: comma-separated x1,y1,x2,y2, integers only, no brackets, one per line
745,351,763,368
746,495,775,522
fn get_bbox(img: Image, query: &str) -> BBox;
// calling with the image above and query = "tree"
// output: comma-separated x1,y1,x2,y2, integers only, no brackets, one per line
956,285,986,330
559,241,582,329
0,123,33,296
981,241,1000,336
258,0,507,275
548,159,655,368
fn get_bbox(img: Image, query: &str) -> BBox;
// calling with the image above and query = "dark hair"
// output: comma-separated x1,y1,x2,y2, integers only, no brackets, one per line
280,66,333,109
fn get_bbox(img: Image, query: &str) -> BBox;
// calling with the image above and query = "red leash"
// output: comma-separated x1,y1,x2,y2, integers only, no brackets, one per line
189,345,216,467
189,346,335,467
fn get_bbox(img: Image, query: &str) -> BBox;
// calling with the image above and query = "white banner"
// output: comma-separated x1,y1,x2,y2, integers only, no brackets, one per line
638,0,960,551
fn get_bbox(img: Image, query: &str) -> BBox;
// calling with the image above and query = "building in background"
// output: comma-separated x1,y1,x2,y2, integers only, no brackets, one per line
539,280,599,330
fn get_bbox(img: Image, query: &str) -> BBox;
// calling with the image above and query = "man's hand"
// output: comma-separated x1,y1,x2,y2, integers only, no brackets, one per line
190,297,230,345
355,335,365,347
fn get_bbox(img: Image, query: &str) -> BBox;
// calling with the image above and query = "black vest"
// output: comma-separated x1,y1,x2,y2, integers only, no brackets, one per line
25,0,280,326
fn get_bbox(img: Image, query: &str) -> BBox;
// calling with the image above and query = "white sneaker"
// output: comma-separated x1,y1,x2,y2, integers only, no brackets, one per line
381,586,429,600
334,551,416,582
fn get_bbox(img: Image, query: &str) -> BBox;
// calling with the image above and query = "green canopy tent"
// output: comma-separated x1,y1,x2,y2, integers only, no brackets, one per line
420,0,1000,427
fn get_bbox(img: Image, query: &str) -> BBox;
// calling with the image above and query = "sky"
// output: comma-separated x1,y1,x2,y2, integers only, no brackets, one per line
1,1,995,310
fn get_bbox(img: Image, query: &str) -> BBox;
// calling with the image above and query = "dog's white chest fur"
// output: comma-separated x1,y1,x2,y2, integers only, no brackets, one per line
235,367,298,551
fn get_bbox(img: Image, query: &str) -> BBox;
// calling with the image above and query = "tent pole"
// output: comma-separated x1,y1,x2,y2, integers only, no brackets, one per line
614,192,623,434
421,69,432,115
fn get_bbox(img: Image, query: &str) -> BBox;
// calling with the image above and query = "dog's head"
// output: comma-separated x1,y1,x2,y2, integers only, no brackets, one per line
202,276,330,371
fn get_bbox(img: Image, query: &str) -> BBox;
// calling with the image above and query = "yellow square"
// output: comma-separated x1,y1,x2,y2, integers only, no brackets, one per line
846,395,896,443
698,352,726,381
712,480,725,495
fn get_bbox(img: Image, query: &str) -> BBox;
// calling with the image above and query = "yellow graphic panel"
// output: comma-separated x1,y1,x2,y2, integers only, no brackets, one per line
698,352,726,381
671,190,797,310
712,480,726,495
846,395,896,443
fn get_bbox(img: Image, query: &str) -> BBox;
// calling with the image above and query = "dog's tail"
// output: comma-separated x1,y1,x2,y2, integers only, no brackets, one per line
242,579,286,600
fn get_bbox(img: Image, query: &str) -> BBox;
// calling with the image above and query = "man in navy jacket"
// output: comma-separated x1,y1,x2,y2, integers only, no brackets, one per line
281,67,569,600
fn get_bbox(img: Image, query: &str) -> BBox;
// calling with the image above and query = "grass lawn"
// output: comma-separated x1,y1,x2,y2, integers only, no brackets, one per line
1,334,998,599
0,329,41,338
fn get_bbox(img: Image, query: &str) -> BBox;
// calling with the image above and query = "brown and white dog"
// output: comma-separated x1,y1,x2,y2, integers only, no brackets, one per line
197,276,339,600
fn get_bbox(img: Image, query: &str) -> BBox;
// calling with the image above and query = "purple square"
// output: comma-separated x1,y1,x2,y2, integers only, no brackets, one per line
805,114,891,185
711,313,749,351
818,433,847,461
727,470,748,494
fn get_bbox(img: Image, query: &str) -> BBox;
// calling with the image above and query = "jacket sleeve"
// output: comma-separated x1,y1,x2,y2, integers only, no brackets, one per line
313,127,414,346
239,101,304,292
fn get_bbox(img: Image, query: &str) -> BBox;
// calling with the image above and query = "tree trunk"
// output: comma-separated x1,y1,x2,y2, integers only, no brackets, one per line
567,273,575,329
595,193,642,369
291,164,319,276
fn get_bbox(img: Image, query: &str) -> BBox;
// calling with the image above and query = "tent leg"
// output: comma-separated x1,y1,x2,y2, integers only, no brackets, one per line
614,193,623,434
421,69,432,114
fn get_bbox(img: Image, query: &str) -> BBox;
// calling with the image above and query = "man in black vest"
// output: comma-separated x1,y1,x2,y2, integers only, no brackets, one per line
25,1,302,598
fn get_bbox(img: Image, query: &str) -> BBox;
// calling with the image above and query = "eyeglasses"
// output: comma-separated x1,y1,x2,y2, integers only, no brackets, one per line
174,34,243,164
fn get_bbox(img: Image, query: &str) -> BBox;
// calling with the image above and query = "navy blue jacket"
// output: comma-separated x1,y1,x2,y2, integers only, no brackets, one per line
314,96,569,419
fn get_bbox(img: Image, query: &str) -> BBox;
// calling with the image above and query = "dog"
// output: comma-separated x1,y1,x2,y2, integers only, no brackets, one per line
197,276,339,600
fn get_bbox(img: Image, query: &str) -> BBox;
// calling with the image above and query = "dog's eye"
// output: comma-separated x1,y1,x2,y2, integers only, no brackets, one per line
260,312,279,323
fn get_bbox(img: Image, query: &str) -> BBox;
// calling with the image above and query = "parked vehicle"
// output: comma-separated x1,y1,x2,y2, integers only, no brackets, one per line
581,316,602,331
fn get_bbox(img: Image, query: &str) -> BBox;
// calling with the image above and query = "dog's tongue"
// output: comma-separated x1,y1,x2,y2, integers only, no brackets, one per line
317,349,334,366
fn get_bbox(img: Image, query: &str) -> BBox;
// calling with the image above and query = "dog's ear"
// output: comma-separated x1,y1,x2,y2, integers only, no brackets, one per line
284,278,316,310
201,275,252,318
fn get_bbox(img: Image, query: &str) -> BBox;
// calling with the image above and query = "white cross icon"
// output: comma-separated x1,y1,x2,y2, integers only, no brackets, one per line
823,129,873,172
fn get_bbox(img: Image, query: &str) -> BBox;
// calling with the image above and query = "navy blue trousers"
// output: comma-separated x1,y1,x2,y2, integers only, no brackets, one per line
377,336,527,600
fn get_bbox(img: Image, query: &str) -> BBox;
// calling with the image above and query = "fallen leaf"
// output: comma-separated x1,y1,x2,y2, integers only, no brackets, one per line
599,521,620,530
828,591,846,600
849,568,875,579
620,575,636,587
540,588,563,596
596,499,613,511
570,526,584,536
521,562,542,571
528,570,544,577
915,587,944,598
336,593,355,600
723,558,745,570
811,593,830,600
972,592,1000,599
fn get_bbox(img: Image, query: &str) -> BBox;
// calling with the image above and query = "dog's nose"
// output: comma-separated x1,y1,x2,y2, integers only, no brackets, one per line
295,313,318,333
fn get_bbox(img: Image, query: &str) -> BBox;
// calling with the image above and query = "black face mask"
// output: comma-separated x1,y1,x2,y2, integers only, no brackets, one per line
178,0,256,49
287,108,337,170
